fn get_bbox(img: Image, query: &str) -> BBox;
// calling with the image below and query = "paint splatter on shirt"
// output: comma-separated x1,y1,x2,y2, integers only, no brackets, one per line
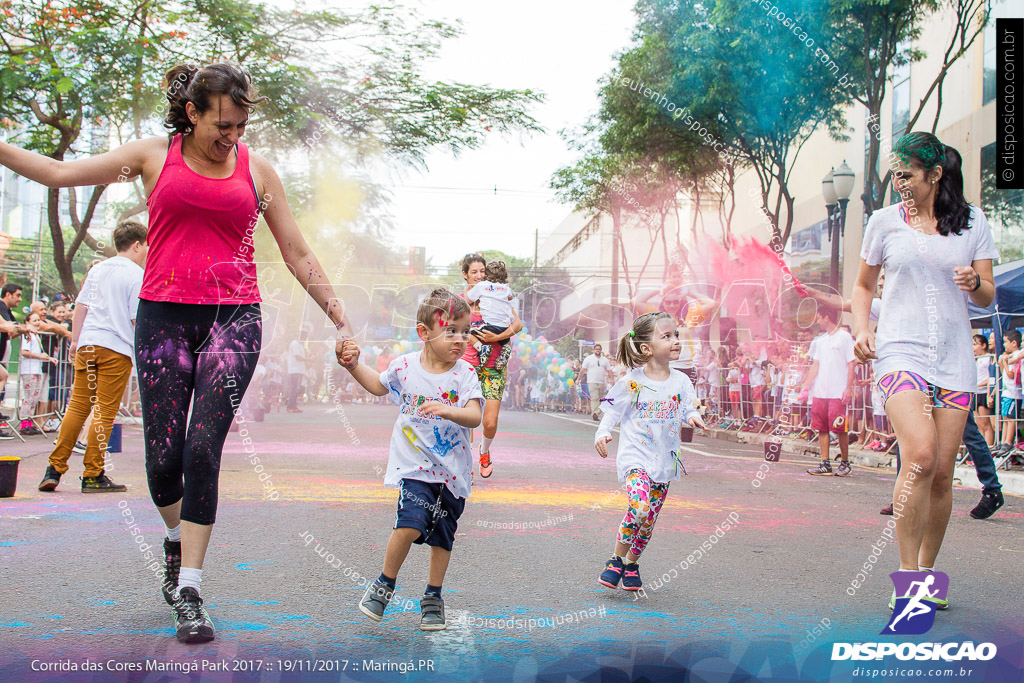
596,367,700,484
381,352,483,499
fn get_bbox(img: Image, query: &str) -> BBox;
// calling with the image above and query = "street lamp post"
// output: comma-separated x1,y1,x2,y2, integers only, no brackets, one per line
832,162,856,293
821,169,839,292
821,163,856,294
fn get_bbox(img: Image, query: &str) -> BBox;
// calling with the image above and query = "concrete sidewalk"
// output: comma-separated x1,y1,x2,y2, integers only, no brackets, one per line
706,425,1024,496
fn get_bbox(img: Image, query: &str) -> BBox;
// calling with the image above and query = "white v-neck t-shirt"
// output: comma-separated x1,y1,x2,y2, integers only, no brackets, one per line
860,204,998,392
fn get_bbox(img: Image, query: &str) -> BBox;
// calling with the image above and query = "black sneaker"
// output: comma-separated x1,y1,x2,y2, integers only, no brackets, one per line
162,538,182,606
81,473,127,493
172,587,215,643
598,555,624,589
970,490,1004,520
38,465,62,491
20,425,43,436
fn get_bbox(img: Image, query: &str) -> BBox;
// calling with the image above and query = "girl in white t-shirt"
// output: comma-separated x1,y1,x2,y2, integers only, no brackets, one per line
594,312,706,592
851,132,998,605
18,312,57,432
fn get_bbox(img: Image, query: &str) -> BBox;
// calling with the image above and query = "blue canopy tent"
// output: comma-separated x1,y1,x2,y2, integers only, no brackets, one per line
968,259,1024,355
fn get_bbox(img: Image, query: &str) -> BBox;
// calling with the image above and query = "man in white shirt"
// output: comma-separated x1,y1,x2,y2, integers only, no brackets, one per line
582,345,612,421
39,221,148,493
286,331,309,413
801,307,856,477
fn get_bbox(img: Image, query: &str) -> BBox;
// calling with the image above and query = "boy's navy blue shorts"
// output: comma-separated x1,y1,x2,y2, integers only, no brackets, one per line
395,479,465,552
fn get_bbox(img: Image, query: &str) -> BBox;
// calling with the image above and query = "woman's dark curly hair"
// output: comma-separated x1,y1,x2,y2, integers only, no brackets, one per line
163,63,267,136
893,131,971,236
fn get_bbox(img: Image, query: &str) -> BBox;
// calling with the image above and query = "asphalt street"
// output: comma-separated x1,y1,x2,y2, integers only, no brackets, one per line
1,403,1021,682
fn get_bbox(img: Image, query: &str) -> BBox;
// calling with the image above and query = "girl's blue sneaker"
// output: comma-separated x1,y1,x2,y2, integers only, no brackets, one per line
599,556,624,589
621,562,643,591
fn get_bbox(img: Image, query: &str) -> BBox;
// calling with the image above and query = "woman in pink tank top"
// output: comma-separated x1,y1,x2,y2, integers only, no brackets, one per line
0,62,351,644
458,253,523,479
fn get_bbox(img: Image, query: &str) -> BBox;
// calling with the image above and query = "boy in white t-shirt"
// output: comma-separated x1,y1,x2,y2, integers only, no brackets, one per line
465,260,515,367
338,288,483,632
38,221,147,494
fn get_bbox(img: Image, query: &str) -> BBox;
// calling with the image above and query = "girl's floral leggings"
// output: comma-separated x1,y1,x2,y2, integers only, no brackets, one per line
618,468,669,558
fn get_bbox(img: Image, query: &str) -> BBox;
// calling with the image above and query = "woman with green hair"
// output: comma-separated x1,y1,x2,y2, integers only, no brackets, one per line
851,132,997,610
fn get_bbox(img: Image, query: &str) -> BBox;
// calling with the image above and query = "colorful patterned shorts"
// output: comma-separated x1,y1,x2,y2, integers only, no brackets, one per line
476,365,507,401
877,370,971,412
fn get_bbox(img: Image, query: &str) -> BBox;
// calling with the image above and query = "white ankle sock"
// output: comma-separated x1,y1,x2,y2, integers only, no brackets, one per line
178,567,202,595
481,436,493,454
165,524,181,542
919,566,933,572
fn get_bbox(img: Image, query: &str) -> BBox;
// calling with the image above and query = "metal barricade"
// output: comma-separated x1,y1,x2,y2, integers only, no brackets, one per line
6,329,73,439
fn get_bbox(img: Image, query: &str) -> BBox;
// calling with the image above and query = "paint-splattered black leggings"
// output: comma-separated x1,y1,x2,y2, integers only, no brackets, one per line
136,300,262,525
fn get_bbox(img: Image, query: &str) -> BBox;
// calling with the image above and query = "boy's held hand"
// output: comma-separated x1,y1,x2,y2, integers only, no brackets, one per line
336,338,360,369
595,436,612,458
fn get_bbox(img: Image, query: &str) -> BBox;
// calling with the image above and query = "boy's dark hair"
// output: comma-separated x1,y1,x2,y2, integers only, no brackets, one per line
417,287,470,329
114,219,149,252
485,260,509,284
1,283,22,298
818,306,838,323
1004,329,1022,348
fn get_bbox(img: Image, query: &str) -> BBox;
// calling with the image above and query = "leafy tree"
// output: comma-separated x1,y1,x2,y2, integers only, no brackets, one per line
621,0,850,249
829,0,990,217
0,0,544,294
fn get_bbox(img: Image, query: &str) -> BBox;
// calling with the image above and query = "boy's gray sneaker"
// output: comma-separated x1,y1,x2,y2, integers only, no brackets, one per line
420,595,446,631
359,580,394,622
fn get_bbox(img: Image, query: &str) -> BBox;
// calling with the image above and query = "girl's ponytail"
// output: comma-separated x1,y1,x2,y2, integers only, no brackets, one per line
618,312,673,368
935,145,970,236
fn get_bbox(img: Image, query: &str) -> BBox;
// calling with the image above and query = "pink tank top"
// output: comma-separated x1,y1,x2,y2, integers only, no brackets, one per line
141,134,261,304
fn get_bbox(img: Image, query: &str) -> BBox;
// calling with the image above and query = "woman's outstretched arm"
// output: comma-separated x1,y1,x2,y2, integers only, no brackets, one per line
0,137,160,189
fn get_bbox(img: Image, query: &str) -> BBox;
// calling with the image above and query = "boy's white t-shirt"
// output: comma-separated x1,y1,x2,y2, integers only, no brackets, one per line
726,367,740,392
749,364,764,387
595,367,700,484
77,255,144,359
1001,360,1022,400
466,281,514,328
861,204,999,392
808,329,856,399
380,352,484,499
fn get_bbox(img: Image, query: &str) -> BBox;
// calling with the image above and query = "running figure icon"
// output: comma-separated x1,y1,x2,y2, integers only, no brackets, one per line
888,575,938,629
883,571,949,635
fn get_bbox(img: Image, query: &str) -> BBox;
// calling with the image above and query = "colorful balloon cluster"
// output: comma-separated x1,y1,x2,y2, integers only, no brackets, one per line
514,328,576,388
353,327,578,390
